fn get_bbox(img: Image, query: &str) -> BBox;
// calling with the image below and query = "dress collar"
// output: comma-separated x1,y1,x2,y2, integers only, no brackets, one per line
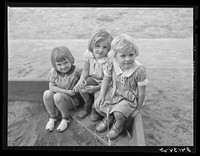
113,60,141,77
88,50,109,64
96,57,109,64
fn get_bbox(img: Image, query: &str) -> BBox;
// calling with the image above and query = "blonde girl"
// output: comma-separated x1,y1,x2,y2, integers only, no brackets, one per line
43,46,81,132
94,34,148,140
73,29,113,121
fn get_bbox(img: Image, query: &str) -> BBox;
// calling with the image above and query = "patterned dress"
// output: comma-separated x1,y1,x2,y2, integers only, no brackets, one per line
94,59,148,118
48,65,82,108
83,50,109,84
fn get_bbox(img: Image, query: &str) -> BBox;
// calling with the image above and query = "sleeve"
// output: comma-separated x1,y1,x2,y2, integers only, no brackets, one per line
103,59,113,77
82,50,93,62
48,68,57,83
135,66,148,86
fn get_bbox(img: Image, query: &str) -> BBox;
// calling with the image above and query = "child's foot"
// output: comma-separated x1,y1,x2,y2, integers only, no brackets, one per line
90,109,101,122
107,122,124,140
56,118,70,132
46,118,57,132
78,105,90,119
96,115,114,133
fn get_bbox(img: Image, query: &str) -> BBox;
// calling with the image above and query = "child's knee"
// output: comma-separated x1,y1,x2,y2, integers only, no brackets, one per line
114,112,126,121
43,90,54,100
53,93,65,104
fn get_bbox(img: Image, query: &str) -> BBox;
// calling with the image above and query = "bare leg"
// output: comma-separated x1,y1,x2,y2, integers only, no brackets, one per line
43,90,57,118
43,90,57,131
53,93,73,119
78,77,98,118
53,93,73,132
107,111,126,140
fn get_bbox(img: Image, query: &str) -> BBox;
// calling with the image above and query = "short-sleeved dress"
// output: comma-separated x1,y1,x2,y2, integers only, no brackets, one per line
83,50,109,84
94,59,148,118
48,65,82,108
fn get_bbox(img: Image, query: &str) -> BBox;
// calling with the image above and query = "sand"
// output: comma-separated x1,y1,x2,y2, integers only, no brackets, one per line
7,7,194,146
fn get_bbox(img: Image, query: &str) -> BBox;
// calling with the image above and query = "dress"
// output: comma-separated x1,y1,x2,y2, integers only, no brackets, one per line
94,59,148,118
83,50,109,84
48,65,82,108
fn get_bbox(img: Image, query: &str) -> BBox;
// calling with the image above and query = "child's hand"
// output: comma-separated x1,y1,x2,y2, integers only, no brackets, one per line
65,90,76,96
73,79,87,92
85,85,98,94
94,96,105,110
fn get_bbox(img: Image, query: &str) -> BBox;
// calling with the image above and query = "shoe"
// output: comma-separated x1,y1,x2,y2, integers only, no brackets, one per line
107,122,124,140
46,118,57,132
78,105,90,119
90,108,100,122
57,118,70,132
96,115,114,133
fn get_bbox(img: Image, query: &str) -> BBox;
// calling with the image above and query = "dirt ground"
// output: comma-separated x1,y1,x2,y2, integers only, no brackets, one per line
7,7,194,146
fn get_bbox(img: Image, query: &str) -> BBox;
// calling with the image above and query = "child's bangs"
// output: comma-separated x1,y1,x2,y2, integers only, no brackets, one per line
54,51,68,62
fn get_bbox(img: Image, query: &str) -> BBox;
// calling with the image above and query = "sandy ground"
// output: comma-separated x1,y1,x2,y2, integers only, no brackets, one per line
7,8,194,146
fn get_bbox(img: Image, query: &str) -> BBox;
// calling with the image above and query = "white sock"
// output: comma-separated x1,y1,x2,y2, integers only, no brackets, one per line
46,118,57,131
57,118,70,132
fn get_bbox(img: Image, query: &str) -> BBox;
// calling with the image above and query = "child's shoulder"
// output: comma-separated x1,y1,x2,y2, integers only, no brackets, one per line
48,68,58,78
49,68,57,74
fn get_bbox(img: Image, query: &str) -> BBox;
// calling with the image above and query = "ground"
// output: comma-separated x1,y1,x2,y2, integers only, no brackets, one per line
7,7,194,146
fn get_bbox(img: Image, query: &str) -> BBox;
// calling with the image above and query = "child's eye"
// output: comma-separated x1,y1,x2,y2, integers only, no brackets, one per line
130,54,134,57
95,44,100,47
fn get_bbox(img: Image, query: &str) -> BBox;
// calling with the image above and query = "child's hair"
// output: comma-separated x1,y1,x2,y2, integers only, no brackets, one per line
108,34,139,59
51,46,74,69
87,29,113,53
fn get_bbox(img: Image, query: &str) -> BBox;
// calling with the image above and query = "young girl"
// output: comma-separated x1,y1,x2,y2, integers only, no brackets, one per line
73,29,113,121
43,46,82,132
94,34,148,140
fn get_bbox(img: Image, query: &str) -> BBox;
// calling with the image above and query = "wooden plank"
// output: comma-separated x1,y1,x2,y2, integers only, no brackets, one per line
133,112,146,146
8,80,48,102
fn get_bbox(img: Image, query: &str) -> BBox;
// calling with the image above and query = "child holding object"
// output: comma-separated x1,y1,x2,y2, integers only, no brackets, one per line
43,46,82,132
73,29,113,121
94,34,148,140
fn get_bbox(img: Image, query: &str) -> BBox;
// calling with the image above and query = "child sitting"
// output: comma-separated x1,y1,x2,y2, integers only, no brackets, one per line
94,34,148,140
73,29,113,121
43,46,82,132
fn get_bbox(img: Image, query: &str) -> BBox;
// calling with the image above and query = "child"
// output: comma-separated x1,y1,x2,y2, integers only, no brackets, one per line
73,29,113,121
43,46,82,132
94,34,148,140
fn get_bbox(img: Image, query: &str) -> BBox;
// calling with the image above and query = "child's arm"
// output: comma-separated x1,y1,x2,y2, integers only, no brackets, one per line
137,85,146,110
95,75,112,108
49,82,75,96
73,61,90,92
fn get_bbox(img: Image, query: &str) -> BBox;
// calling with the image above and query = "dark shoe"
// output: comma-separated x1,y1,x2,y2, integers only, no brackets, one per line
96,115,114,133
90,109,100,122
78,107,90,119
107,122,124,140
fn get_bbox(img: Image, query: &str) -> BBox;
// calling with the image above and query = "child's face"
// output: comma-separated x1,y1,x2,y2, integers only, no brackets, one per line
93,40,109,60
55,58,72,74
115,47,136,71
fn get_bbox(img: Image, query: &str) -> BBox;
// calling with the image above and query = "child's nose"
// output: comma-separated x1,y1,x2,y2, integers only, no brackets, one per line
99,47,103,52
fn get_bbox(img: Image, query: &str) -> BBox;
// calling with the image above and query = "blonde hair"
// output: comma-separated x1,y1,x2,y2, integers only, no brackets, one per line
87,29,113,53
51,46,74,69
108,34,139,59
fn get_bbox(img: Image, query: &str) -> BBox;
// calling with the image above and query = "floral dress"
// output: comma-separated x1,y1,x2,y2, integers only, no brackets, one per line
48,65,82,108
94,59,148,118
83,50,109,84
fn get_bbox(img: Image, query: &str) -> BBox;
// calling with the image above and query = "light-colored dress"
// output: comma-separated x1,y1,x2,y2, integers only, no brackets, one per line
83,50,109,84
48,65,82,108
94,59,148,118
